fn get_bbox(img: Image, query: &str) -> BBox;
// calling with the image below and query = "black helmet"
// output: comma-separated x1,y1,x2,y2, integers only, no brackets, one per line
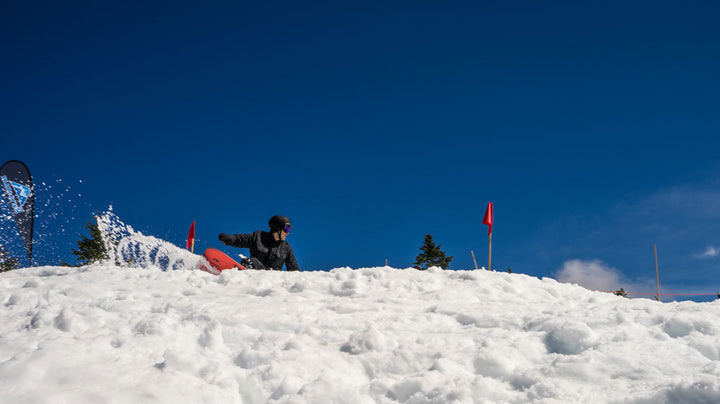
269,215,291,233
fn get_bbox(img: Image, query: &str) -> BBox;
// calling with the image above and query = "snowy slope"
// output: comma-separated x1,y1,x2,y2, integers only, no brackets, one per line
2,262,720,404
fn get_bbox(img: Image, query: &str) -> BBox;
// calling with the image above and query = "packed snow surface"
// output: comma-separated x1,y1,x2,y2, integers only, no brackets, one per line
3,265,720,404
1,217,720,403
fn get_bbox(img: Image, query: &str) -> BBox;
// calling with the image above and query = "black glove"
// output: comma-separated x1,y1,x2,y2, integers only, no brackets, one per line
218,233,233,244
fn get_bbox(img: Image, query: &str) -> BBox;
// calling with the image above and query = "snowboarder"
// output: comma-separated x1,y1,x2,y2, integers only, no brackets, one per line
218,215,299,271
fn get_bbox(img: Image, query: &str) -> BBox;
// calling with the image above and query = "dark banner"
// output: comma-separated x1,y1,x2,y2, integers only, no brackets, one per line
0,160,34,262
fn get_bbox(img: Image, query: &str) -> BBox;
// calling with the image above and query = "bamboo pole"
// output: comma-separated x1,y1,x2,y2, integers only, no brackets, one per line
654,244,660,301
191,239,195,254
471,250,478,270
488,233,492,271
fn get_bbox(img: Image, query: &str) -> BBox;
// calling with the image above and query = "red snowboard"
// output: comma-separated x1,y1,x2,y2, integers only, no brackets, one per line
199,247,247,275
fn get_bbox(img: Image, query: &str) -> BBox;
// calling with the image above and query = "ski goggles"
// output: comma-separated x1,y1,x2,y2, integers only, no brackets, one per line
284,224,291,233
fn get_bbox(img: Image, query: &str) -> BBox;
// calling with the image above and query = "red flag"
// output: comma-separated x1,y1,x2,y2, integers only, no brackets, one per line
482,202,493,236
186,221,195,251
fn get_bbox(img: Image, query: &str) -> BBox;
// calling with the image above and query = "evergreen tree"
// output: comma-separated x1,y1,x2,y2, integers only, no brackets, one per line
0,243,19,272
414,234,453,269
67,216,108,266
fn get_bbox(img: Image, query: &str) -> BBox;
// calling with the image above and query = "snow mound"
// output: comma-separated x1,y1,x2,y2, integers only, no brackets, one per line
97,210,202,271
2,262,720,403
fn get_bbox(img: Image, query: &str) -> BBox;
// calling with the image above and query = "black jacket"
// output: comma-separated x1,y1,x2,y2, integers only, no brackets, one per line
220,231,299,271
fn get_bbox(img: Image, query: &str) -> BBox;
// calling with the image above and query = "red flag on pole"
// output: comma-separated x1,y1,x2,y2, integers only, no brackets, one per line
482,202,493,236
186,221,195,252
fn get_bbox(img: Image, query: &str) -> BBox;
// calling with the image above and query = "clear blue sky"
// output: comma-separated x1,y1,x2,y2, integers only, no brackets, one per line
2,1,720,296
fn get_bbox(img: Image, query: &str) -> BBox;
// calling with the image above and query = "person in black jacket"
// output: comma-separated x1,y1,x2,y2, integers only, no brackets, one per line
218,215,299,271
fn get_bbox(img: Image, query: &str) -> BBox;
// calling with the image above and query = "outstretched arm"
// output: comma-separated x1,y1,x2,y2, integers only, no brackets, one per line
218,233,254,248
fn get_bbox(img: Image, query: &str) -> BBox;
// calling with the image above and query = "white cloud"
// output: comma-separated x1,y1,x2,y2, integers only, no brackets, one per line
555,259,623,291
698,246,719,259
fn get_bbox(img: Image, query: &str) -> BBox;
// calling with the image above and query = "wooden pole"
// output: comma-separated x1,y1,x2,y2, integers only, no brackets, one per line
488,233,492,271
471,250,478,270
385,259,388,266
191,239,195,254
654,244,660,301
